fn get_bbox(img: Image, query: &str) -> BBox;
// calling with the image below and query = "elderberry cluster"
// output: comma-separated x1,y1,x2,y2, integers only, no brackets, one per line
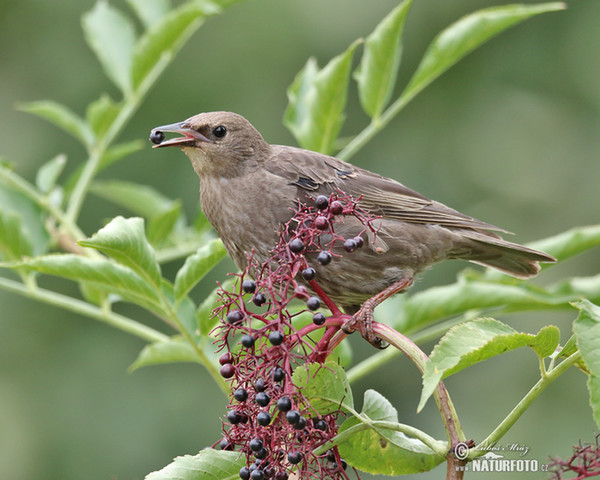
212,193,379,480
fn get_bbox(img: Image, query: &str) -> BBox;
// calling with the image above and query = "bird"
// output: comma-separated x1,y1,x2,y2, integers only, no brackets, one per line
150,111,555,347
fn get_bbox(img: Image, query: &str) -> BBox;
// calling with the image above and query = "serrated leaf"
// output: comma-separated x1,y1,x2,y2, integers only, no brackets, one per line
145,448,245,480
338,390,444,474
418,319,561,411
147,202,183,245
127,0,172,30
0,209,33,261
131,1,220,89
79,216,162,289
174,239,227,302
13,254,163,311
529,224,600,264
588,376,600,431
130,337,200,371
35,154,67,193
573,300,600,377
82,1,136,95
355,0,412,119
90,180,174,218
86,94,121,138
197,278,235,336
18,101,95,148
402,3,565,105
292,361,353,414
284,40,361,154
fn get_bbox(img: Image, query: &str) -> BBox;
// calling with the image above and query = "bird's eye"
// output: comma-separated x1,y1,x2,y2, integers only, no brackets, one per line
213,125,227,138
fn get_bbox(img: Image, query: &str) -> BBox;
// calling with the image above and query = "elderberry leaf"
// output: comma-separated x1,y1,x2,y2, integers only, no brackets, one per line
35,154,67,193
338,390,444,474
197,278,236,336
127,0,171,30
0,209,33,261
129,337,200,371
145,448,245,480
85,94,121,139
292,361,353,414
418,318,560,412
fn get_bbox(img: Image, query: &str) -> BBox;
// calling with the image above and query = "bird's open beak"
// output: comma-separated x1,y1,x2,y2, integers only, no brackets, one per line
150,122,213,148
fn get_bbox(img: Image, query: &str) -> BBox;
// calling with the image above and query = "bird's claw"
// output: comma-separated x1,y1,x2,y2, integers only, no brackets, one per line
341,304,388,349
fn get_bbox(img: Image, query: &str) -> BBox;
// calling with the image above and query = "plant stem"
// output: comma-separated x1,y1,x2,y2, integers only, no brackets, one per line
475,350,581,455
0,275,168,343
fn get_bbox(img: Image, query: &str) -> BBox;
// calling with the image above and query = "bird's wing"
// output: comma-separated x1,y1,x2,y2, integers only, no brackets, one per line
265,145,507,233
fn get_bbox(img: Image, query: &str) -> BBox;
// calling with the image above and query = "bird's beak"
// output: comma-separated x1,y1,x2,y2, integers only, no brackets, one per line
150,121,213,148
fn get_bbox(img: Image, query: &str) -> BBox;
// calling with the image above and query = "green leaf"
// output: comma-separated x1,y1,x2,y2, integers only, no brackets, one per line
18,101,95,148
354,0,412,119
529,224,600,264
85,94,121,138
292,361,354,414
196,278,234,336
100,140,145,171
402,3,565,105
588,376,600,431
35,154,67,194
127,0,172,30
82,1,136,95
147,202,183,245
131,1,220,90
89,180,174,218
13,254,163,311
0,209,33,261
338,390,444,474
418,318,560,411
79,216,162,289
145,449,245,480
129,337,200,371
284,40,361,154
174,239,227,302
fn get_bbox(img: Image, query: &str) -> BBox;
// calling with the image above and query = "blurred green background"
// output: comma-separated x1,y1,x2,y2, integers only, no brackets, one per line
1,0,598,478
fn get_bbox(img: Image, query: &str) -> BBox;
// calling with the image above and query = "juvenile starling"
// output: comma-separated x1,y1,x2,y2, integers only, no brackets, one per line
151,111,555,346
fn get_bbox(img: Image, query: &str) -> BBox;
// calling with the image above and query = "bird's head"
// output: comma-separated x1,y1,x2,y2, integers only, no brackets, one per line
150,111,270,177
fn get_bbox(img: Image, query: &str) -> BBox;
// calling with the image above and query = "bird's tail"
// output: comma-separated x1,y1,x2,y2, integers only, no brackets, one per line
459,231,556,279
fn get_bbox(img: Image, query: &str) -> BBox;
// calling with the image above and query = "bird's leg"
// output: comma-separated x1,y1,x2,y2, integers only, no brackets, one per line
342,276,414,349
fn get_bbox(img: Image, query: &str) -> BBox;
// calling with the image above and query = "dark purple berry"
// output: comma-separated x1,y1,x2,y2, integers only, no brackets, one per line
301,267,316,281
289,238,305,253
313,418,327,431
286,410,300,425
220,364,235,378
251,469,265,480
219,352,233,365
264,467,275,478
255,392,270,407
312,312,326,326
330,201,343,215
306,296,321,311
149,130,165,145
277,396,292,412
294,285,308,297
241,334,255,348
249,438,263,452
315,195,329,210
220,438,233,450
287,452,303,465
343,238,358,252
314,216,329,230
317,251,332,265
293,416,307,430
234,388,248,402
257,411,271,426
227,410,241,424
254,447,268,460
326,450,336,462
272,367,285,382
239,466,250,480
274,472,288,480
334,459,347,470
254,378,267,392
242,279,256,294
354,235,364,248
252,293,267,306
227,310,244,325
268,331,284,346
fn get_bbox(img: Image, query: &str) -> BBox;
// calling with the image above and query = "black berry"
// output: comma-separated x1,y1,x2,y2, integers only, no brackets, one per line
314,216,329,230
289,238,305,253
227,310,245,325
343,238,358,252
306,296,321,311
286,410,300,425
315,195,329,210
241,334,255,348
219,352,233,365
317,251,332,265
239,466,250,480
301,267,316,281
354,235,364,248
326,450,336,462
313,418,327,431
149,130,165,144
220,438,233,450
293,416,307,430
268,331,284,346
287,452,303,465
277,396,292,412
313,312,326,325
254,447,268,460
234,388,248,402
251,469,265,480
335,459,348,470
274,472,288,480
254,378,267,392
257,411,272,426
227,410,241,424
242,280,256,293
330,201,343,215
272,367,285,382
252,293,267,306
249,438,263,452
255,392,270,407
220,364,235,378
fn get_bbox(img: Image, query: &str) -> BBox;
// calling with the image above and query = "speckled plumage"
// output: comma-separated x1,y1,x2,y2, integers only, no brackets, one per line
152,111,555,316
